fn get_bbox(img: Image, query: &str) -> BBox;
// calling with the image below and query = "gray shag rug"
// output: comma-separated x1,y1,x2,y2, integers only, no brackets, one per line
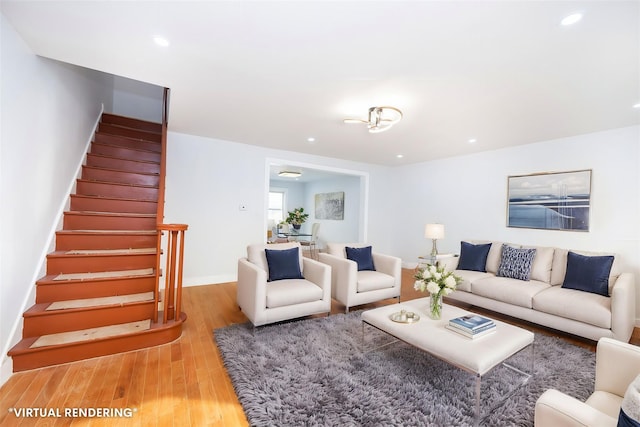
214,311,595,426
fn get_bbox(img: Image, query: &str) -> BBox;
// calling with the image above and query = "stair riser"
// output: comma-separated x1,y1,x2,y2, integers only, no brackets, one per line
86,154,160,175
98,123,162,143
10,316,184,372
76,180,158,200
56,231,157,250
101,113,162,133
91,143,161,163
46,254,157,275
70,195,157,214
82,166,160,187
94,133,161,152
23,303,156,337
36,276,156,303
63,214,157,231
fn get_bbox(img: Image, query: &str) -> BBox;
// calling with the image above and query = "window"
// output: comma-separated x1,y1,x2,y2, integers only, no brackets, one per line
268,191,285,224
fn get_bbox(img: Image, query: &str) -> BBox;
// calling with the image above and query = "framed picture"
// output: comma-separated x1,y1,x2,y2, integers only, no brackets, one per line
507,169,591,231
315,192,344,220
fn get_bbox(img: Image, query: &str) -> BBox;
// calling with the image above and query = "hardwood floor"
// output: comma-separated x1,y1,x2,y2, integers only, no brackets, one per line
1,269,638,426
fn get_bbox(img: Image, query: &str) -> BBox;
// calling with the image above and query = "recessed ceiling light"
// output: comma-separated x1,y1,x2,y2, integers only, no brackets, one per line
468,138,477,144
153,36,170,47
307,137,316,143
278,171,302,178
396,154,404,159
633,103,640,109
561,13,583,26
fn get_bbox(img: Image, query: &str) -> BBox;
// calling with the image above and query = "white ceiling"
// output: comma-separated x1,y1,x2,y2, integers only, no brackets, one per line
2,1,639,166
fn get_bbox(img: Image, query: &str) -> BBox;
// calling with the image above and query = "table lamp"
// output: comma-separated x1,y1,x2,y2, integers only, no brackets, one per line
425,223,445,265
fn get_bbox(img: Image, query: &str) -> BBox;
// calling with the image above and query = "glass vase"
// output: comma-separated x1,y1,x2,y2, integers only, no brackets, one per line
429,292,443,320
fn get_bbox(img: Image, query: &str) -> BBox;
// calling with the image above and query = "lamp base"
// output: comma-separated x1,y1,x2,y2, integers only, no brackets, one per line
430,240,438,265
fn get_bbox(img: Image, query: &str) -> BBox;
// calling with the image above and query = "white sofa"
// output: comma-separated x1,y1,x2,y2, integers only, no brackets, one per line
535,337,640,426
318,243,401,313
441,241,636,342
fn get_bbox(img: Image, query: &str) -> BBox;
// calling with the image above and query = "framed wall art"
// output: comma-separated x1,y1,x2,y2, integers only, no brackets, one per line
507,169,591,231
315,191,344,220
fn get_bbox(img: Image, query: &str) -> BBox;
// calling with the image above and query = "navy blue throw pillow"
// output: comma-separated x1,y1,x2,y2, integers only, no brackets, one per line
346,246,376,271
562,251,614,296
457,242,492,272
264,247,303,282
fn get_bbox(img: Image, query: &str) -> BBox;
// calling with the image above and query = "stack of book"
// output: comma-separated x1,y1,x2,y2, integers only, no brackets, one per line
446,314,496,339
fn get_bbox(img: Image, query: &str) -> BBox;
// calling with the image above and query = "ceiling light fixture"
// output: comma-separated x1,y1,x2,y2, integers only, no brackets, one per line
153,36,170,47
561,13,583,26
278,171,302,178
633,103,640,109
344,106,403,133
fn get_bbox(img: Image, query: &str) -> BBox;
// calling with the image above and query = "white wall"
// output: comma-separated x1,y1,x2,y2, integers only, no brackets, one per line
390,126,640,322
112,75,163,123
164,131,393,286
304,176,361,247
0,14,115,383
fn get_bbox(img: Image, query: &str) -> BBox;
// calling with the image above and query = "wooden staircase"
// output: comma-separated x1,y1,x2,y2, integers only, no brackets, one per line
8,111,187,372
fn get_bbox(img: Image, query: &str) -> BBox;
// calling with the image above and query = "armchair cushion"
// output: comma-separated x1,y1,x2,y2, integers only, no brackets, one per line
357,270,395,292
562,251,614,296
265,279,323,308
265,247,303,281
346,246,375,271
458,241,492,272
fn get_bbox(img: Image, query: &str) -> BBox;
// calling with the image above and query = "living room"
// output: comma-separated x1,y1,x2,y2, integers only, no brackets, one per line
1,1,639,425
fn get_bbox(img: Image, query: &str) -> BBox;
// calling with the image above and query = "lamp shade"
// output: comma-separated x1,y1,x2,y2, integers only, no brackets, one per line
425,223,445,239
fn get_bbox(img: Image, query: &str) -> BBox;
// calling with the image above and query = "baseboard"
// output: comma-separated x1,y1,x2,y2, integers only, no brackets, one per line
183,274,237,287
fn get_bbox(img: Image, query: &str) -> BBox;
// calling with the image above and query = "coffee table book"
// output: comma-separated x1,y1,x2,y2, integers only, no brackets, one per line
445,324,496,339
449,314,494,331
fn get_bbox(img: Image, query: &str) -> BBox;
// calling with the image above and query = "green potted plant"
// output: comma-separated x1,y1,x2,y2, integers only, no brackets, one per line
285,207,309,230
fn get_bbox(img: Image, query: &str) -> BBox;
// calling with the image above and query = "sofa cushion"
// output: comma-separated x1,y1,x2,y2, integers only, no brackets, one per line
453,270,494,292
469,240,504,274
458,241,492,272
532,286,612,329
346,246,376,271
551,248,620,292
265,247,304,281
521,245,555,283
265,279,323,308
357,270,395,292
562,251,614,296
472,276,551,308
497,245,537,281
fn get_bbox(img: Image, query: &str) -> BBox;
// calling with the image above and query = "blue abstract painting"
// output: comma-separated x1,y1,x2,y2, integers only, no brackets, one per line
507,170,591,231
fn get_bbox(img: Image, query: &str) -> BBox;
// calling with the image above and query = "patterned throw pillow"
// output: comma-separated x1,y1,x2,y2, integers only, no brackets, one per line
497,245,537,281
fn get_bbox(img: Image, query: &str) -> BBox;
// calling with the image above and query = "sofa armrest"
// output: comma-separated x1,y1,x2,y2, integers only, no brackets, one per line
610,273,636,342
318,253,357,302
302,257,331,298
237,258,268,320
372,253,401,286
594,337,640,397
535,389,617,427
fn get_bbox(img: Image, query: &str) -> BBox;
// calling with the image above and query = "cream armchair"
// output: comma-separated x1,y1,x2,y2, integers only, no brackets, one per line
237,242,331,326
318,243,401,313
535,337,640,427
